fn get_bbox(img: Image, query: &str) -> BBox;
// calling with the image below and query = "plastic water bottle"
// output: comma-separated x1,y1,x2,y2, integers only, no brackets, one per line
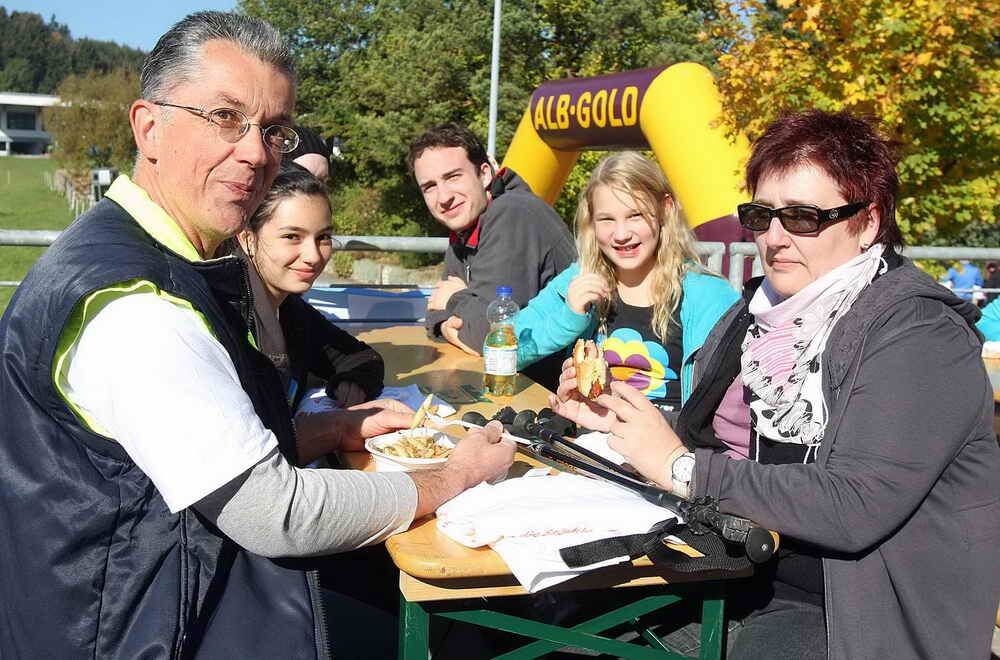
483,286,519,396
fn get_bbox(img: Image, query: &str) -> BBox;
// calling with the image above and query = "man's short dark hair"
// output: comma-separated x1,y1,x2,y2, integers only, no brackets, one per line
407,124,489,174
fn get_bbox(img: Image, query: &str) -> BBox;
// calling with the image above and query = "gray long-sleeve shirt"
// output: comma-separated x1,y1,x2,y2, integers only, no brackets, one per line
195,448,417,557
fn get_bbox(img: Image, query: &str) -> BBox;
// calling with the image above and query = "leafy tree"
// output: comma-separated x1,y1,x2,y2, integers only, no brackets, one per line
0,57,32,91
43,69,140,174
537,0,721,78
240,0,725,241
709,0,1000,244
0,8,67,92
0,7,144,94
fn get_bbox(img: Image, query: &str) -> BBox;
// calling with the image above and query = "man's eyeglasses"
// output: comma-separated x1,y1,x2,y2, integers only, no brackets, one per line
737,201,870,234
153,102,299,154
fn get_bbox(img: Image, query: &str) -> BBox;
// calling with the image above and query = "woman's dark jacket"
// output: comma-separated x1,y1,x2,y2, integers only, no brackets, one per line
676,253,1000,659
279,294,384,410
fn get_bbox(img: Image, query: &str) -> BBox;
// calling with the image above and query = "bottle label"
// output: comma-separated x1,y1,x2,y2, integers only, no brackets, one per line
483,346,517,376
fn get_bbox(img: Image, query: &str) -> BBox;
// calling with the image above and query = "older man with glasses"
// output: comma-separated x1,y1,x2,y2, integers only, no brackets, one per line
0,11,513,659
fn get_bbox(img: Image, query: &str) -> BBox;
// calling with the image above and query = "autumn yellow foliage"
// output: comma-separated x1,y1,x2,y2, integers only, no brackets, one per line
710,0,999,242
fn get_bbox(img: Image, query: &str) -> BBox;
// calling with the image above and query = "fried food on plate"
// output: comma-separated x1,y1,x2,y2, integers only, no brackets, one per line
381,432,452,459
409,393,438,429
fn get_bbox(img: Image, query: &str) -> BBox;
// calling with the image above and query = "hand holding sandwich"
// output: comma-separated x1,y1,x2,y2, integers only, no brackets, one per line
594,382,682,490
549,342,616,432
550,347,682,490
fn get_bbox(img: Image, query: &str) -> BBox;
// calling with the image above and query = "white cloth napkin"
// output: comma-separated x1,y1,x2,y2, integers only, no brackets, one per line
436,473,678,592
295,384,456,418
573,431,626,465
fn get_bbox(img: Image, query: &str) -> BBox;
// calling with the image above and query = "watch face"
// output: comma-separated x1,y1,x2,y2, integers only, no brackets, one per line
672,454,695,483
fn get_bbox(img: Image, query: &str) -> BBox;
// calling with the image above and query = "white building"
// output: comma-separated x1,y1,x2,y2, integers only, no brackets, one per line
0,92,60,156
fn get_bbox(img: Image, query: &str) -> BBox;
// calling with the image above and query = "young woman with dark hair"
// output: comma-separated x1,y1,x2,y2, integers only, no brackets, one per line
226,164,384,411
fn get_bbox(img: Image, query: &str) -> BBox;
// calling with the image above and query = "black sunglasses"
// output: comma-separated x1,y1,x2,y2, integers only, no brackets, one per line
737,201,870,234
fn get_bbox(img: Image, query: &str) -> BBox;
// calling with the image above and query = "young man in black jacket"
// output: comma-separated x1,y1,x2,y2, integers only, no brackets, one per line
409,125,576,387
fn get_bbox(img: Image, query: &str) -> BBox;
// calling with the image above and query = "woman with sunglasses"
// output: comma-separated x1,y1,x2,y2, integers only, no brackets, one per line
551,110,999,658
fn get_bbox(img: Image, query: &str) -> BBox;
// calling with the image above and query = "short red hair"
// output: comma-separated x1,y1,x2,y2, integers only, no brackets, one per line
745,110,903,247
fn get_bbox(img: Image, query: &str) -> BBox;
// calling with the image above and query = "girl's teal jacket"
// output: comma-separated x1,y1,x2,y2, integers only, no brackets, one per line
977,296,1000,341
514,262,739,403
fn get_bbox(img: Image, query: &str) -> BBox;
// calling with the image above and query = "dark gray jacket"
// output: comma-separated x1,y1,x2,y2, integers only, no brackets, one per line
689,257,1000,659
425,169,576,350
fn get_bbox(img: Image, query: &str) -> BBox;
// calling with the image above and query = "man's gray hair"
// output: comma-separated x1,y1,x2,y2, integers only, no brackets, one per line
141,11,295,101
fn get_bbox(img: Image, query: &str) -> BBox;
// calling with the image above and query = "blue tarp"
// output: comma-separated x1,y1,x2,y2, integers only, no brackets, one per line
305,286,431,325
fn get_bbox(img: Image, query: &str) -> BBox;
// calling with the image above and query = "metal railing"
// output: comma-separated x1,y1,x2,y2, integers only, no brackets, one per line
696,241,725,275
726,242,1000,293
331,235,447,253
3,229,1000,293
0,230,727,288
1,229,63,246
727,243,765,289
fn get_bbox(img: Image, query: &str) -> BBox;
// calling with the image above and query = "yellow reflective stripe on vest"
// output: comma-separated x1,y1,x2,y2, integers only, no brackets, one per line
104,176,204,262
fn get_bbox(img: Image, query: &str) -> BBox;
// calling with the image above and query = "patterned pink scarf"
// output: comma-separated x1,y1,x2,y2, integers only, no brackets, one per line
741,245,885,446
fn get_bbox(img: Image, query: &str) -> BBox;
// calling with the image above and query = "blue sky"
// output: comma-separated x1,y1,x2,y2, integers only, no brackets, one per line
8,1,238,51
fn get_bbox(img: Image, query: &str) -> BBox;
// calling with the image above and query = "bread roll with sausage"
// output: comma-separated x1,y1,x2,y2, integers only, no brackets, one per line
572,339,607,399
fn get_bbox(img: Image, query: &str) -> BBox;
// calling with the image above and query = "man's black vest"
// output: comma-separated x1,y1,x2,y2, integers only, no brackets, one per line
0,199,329,658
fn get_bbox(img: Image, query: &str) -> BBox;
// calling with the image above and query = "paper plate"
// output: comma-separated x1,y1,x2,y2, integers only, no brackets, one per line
365,428,457,472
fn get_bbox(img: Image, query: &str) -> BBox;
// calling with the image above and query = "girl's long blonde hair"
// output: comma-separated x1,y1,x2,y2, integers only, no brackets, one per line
575,151,702,340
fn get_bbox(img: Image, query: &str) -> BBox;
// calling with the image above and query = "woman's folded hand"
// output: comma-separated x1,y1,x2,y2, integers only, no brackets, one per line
597,381,684,488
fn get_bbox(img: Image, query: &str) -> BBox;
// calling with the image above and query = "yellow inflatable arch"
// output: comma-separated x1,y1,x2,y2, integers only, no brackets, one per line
500,62,750,243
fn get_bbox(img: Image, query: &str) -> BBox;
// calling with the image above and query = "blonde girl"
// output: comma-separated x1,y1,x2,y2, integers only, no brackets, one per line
515,151,738,408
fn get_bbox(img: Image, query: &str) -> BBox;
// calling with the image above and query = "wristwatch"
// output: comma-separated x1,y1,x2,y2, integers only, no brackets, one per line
670,452,696,500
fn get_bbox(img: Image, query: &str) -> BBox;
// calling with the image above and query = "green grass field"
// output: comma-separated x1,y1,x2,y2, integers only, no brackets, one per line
0,157,75,312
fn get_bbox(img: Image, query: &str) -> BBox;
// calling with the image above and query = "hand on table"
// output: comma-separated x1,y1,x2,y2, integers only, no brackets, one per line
441,316,480,356
411,420,515,518
332,381,368,408
445,420,516,489
567,272,610,315
427,276,467,311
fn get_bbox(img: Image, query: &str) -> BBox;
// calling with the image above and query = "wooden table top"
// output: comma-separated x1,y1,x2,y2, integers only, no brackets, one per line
344,326,990,601
342,325,711,601
353,324,553,412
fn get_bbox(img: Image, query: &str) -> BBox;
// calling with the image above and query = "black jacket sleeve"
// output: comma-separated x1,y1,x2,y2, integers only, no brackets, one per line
282,297,385,401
